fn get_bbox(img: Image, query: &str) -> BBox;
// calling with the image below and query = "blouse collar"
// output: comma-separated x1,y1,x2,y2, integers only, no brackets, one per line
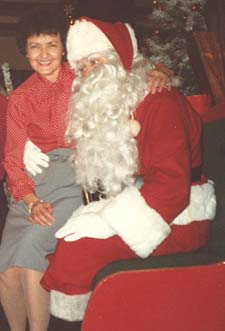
36,62,74,87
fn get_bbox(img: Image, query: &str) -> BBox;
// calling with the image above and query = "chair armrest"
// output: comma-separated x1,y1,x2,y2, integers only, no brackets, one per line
91,248,222,289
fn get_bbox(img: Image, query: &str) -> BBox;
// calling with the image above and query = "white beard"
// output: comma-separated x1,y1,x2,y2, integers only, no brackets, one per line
66,51,153,197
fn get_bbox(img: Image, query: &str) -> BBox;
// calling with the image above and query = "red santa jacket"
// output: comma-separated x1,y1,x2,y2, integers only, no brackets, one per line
48,88,216,260
100,88,216,257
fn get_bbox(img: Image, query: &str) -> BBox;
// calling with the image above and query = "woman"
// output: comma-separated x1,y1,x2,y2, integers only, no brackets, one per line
0,8,172,331
0,9,84,331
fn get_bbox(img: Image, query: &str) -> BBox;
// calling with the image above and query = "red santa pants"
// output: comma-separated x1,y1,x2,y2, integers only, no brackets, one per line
41,235,137,294
41,221,210,295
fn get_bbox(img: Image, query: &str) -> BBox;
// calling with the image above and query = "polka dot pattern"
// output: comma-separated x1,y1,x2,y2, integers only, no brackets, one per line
4,63,75,201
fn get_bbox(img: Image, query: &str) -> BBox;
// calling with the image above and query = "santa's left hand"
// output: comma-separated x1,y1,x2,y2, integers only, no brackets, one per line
56,212,115,242
148,67,173,94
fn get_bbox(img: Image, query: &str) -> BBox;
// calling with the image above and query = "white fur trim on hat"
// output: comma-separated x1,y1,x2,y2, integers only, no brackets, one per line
125,23,138,57
67,19,114,68
50,290,91,321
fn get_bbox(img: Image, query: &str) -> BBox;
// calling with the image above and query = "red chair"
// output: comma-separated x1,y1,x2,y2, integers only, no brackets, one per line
81,105,225,331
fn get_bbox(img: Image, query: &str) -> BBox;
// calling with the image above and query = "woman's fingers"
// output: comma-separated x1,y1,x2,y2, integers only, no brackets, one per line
29,201,55,226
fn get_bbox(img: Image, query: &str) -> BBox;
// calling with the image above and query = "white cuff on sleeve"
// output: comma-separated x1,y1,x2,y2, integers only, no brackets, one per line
101,186,171,258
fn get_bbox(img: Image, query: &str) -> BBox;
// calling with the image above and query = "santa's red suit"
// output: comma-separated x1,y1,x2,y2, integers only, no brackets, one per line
41,17,216,321
41,88,215,320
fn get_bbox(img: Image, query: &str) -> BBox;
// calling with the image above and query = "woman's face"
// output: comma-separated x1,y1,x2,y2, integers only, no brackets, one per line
26,33,64,82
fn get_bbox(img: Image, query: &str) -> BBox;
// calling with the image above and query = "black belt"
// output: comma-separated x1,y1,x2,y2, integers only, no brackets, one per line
82,166,202,205
82,190,105,205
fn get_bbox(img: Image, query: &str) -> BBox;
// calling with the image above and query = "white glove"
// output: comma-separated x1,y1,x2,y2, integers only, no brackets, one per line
66,199,112,218
23,139,50,176
56,199,115,242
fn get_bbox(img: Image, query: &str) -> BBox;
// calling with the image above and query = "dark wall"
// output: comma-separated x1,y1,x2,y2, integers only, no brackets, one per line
76,0,134,22
204,0,225,35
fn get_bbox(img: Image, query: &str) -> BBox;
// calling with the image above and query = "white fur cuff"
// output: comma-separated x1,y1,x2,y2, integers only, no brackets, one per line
50,290,91,321
101,186,171,258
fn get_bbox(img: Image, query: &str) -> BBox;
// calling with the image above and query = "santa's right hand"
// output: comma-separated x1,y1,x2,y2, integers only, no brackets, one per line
23,139,50,176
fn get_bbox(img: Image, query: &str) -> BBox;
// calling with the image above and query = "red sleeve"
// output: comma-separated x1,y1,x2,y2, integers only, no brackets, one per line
137,89,194,223
4,93,35,201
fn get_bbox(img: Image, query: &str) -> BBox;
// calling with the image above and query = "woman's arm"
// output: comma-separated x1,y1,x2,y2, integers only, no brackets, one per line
4,93,36,200
5,93,54,226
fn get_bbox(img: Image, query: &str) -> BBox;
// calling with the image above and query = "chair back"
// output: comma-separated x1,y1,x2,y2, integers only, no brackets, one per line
203,109,225,255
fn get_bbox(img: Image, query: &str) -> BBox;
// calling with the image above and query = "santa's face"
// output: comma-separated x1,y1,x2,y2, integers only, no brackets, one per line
77,56,107,77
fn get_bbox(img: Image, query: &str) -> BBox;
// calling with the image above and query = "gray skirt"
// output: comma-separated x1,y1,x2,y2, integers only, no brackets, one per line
0,148,83,273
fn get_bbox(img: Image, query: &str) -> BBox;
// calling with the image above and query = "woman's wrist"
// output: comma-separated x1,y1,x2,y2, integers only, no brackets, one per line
28,200,44,215
22,193,54,225
155,64,174,78
23,193,41,213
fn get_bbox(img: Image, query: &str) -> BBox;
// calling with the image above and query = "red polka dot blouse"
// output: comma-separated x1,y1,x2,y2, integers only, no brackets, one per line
4,62,75,201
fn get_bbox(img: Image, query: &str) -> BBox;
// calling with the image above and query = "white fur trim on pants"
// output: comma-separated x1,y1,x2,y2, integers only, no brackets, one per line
50,290,91,321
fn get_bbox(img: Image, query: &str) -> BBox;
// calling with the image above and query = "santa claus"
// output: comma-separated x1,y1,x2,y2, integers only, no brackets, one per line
41,17,216,321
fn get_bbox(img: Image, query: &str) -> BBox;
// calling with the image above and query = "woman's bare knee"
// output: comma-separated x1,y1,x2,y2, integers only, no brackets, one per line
0,267,21,288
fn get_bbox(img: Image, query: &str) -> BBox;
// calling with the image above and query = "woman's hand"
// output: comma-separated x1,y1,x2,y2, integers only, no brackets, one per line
148,65,173,94
23,193,55,226
29,200,55,226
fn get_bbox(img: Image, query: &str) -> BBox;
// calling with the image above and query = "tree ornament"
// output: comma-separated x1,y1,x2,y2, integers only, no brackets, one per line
63,0,78,25
129,113,141,137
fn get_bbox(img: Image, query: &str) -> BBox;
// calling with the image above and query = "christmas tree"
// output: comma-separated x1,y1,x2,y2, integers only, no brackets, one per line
135,0,207,95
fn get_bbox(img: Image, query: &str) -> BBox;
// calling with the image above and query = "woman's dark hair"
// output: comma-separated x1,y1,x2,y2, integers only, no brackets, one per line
16,8,69,55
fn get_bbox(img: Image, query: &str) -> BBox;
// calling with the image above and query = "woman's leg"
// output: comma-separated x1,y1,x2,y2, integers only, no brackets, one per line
21,269,50,331
0,267,27,331
0,267,50,331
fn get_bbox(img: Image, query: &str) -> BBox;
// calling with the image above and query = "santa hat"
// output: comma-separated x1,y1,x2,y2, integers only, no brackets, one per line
66,16,138,71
